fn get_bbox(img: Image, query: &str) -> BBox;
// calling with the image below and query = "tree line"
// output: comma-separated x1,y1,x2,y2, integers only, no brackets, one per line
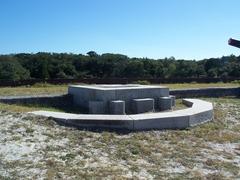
0,52,239,80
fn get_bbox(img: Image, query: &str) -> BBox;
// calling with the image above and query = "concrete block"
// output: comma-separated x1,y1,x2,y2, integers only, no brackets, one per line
133,115,190,130
68,84,169,114
30,111,134,131
159,97,172,111
89,101,105,114
132,98,154,114
189,110,213,127
169,95,176,107
109,100,125,115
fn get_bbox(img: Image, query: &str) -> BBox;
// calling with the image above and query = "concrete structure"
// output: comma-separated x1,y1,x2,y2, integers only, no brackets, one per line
1,86,238,131
132,98,154,114
159,97,172,111
31,99,213,131
68,84,170,114
109,100,125,115
89,101,105,114
170,95,176,107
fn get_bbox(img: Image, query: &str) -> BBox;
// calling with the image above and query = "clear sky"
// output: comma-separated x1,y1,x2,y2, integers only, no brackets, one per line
0,0,239,60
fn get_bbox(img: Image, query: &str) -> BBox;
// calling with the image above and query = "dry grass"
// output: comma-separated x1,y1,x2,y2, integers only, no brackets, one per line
0,83,68,96
0,102,63,113
0,97,239,179
0,82,238,96
165,82,239,89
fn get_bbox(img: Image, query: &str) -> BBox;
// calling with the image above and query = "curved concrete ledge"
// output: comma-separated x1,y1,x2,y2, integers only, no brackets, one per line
30,99,213,131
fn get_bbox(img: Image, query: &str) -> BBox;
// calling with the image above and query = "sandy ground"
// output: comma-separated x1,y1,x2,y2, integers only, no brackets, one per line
0,98,239,179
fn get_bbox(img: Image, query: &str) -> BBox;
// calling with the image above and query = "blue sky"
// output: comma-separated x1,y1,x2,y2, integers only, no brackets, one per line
0,0,239,60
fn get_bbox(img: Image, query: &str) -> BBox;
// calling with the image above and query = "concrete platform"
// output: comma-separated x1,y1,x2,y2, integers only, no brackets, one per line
30,99,213,131
68,84,169,114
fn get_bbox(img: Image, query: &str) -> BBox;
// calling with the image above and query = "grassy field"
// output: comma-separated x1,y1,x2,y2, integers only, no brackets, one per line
0,82,239,179
0,83,68,96
0,82,239,96
0,97,239,179
165,82,239,89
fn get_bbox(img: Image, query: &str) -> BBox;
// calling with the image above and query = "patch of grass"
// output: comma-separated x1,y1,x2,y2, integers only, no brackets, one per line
205,159,239,176
0,84,68,96
165,82,239,89
31,82,62,88
174,99,187,110
11,135,21,141
0,82,238,96
60,153,77,161
0,103,63,113
132,80,151,85
0,175,12,180
25,127,34,134
205,173,226,180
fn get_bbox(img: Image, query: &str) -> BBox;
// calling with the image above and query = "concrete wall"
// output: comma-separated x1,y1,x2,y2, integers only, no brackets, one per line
170,87,240,98
30,99,214,131
0,94,73,107
68,85,169,114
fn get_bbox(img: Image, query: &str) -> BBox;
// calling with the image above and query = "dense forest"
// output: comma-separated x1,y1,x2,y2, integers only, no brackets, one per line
0,52,239,80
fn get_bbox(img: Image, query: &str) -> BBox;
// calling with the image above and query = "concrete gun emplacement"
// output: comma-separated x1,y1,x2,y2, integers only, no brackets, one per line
228,38,240,49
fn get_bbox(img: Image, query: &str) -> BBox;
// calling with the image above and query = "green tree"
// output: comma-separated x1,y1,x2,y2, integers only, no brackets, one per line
123,60,144,78
87,51,98,57
0,57,30,80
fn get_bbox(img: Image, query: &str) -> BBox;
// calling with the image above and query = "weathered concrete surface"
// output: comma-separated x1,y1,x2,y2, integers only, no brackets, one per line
31,99,213,131
31,111,134,131
170,95,176,107
131,99,214,131
89,101,105,114
181,99,213,127
68,84,169,114
132,98,154,114
159,97,172,111
109,100,125,115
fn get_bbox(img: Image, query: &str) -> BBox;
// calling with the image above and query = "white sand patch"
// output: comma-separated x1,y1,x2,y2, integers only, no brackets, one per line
0,143,34,161
164,161,186,173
